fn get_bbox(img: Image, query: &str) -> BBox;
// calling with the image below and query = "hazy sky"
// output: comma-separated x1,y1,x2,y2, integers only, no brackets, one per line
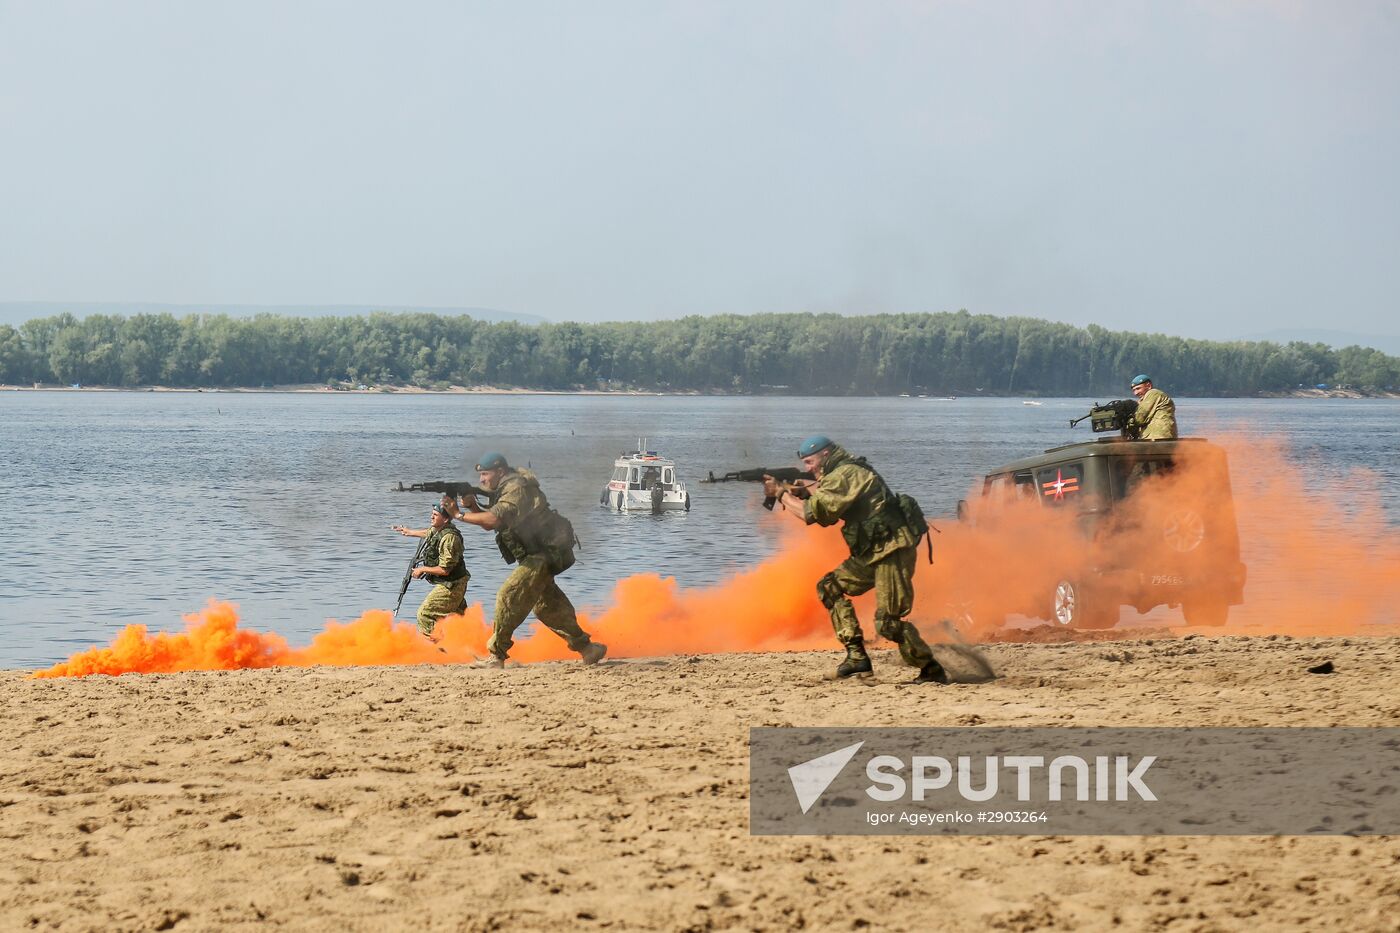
1,1,1396,338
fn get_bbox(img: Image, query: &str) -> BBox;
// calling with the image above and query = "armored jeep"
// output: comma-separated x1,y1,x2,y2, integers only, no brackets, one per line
953,436,1247,631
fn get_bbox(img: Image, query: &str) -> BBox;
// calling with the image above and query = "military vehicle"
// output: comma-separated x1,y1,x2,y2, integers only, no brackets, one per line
952,434,1247,632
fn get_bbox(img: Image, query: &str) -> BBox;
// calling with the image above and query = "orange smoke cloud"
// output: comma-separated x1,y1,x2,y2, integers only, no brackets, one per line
35,432,1400,679
36,521,849,678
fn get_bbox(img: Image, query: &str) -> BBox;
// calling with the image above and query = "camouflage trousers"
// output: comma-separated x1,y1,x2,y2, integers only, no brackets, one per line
487,555,593,660
417,577,469,637
817,546,933,669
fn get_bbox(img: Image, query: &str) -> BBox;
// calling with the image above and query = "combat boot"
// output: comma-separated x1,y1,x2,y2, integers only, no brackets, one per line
472,656,505,669
835,640,873,678
914,658,950,684
580,642,608,665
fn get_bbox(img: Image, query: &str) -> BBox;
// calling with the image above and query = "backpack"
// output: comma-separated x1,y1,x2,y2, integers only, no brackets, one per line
894,491,935,564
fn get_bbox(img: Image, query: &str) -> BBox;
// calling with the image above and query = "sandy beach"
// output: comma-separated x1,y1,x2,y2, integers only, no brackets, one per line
3,635,1398,932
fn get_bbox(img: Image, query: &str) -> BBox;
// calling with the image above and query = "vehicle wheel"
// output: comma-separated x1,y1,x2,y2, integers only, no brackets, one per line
1182,598,1229,627
1162,508,1207,553
1051,579,1118,630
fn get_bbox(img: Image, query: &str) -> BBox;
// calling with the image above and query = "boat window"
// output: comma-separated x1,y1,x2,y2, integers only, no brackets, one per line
611,466,629,482
663,468,673,485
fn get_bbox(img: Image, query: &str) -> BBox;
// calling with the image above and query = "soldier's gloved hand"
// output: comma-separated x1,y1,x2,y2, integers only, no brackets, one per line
761,475,782,499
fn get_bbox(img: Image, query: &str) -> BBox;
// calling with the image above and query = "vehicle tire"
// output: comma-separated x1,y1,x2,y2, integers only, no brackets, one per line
1051,579,1118,630
1162,507,1207,554
1182,598,1229,627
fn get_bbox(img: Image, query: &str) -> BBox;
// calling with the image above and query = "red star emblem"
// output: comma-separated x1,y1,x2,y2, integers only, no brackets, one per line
1042,469,1080,500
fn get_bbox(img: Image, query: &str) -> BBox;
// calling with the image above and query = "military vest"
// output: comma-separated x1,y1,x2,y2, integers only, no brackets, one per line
824,451,924,560
421,525,468,584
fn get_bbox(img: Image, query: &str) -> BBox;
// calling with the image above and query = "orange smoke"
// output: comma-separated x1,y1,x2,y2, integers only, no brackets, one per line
1207,436,1400,635
36,521,849,678
35,432,1400,678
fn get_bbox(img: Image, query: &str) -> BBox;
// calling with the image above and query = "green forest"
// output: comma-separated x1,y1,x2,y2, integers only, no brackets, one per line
1,310,1396,395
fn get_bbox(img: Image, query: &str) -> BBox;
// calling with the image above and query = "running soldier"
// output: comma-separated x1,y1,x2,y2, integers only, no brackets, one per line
445,453,606,667
763,436,947,683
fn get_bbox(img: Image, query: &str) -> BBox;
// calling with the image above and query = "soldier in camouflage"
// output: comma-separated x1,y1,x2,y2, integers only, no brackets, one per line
391,503,470,637
764,436,948,683
1129,374,1178,440
445,452,606,668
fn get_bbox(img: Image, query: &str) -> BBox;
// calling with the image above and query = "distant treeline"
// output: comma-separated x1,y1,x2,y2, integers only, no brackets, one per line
1,310,1397,395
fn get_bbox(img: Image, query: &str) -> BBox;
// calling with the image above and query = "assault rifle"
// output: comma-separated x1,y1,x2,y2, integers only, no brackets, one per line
701,466,815,511
393,480,493,508
1069,399,1141,439
393,535,429,619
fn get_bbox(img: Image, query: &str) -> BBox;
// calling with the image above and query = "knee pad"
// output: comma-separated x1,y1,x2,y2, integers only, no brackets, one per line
817,573,846,610
875,615,907,643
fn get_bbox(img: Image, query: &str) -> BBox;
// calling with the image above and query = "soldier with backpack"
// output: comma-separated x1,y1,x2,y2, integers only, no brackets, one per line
443,452,607,668
763,435,947,684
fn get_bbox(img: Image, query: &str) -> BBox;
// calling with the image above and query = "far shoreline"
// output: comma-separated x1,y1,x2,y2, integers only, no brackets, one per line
2,383,1397,400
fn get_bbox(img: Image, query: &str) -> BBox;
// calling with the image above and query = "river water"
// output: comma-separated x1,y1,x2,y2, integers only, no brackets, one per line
2,391,1396,668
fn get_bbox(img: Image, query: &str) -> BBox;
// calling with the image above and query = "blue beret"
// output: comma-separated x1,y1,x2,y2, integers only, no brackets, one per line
475,452,509,471
798,435,834,458
1130,374,1152,387
432,504,453,519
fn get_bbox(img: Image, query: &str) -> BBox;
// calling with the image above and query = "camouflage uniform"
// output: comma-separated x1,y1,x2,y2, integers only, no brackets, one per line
804,446,935,670
485,470,596,660
416,525,469,636
1131,387,1178,440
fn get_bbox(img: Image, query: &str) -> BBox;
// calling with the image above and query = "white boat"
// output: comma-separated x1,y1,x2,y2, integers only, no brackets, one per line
1023,400,1043,406
601,442,691,512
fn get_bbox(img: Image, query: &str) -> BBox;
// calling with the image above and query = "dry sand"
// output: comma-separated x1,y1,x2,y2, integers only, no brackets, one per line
3,636,1399,932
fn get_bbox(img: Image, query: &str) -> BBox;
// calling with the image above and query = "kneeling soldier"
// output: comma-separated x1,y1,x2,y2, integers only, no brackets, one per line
446,452,606,667
764,435,947,683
